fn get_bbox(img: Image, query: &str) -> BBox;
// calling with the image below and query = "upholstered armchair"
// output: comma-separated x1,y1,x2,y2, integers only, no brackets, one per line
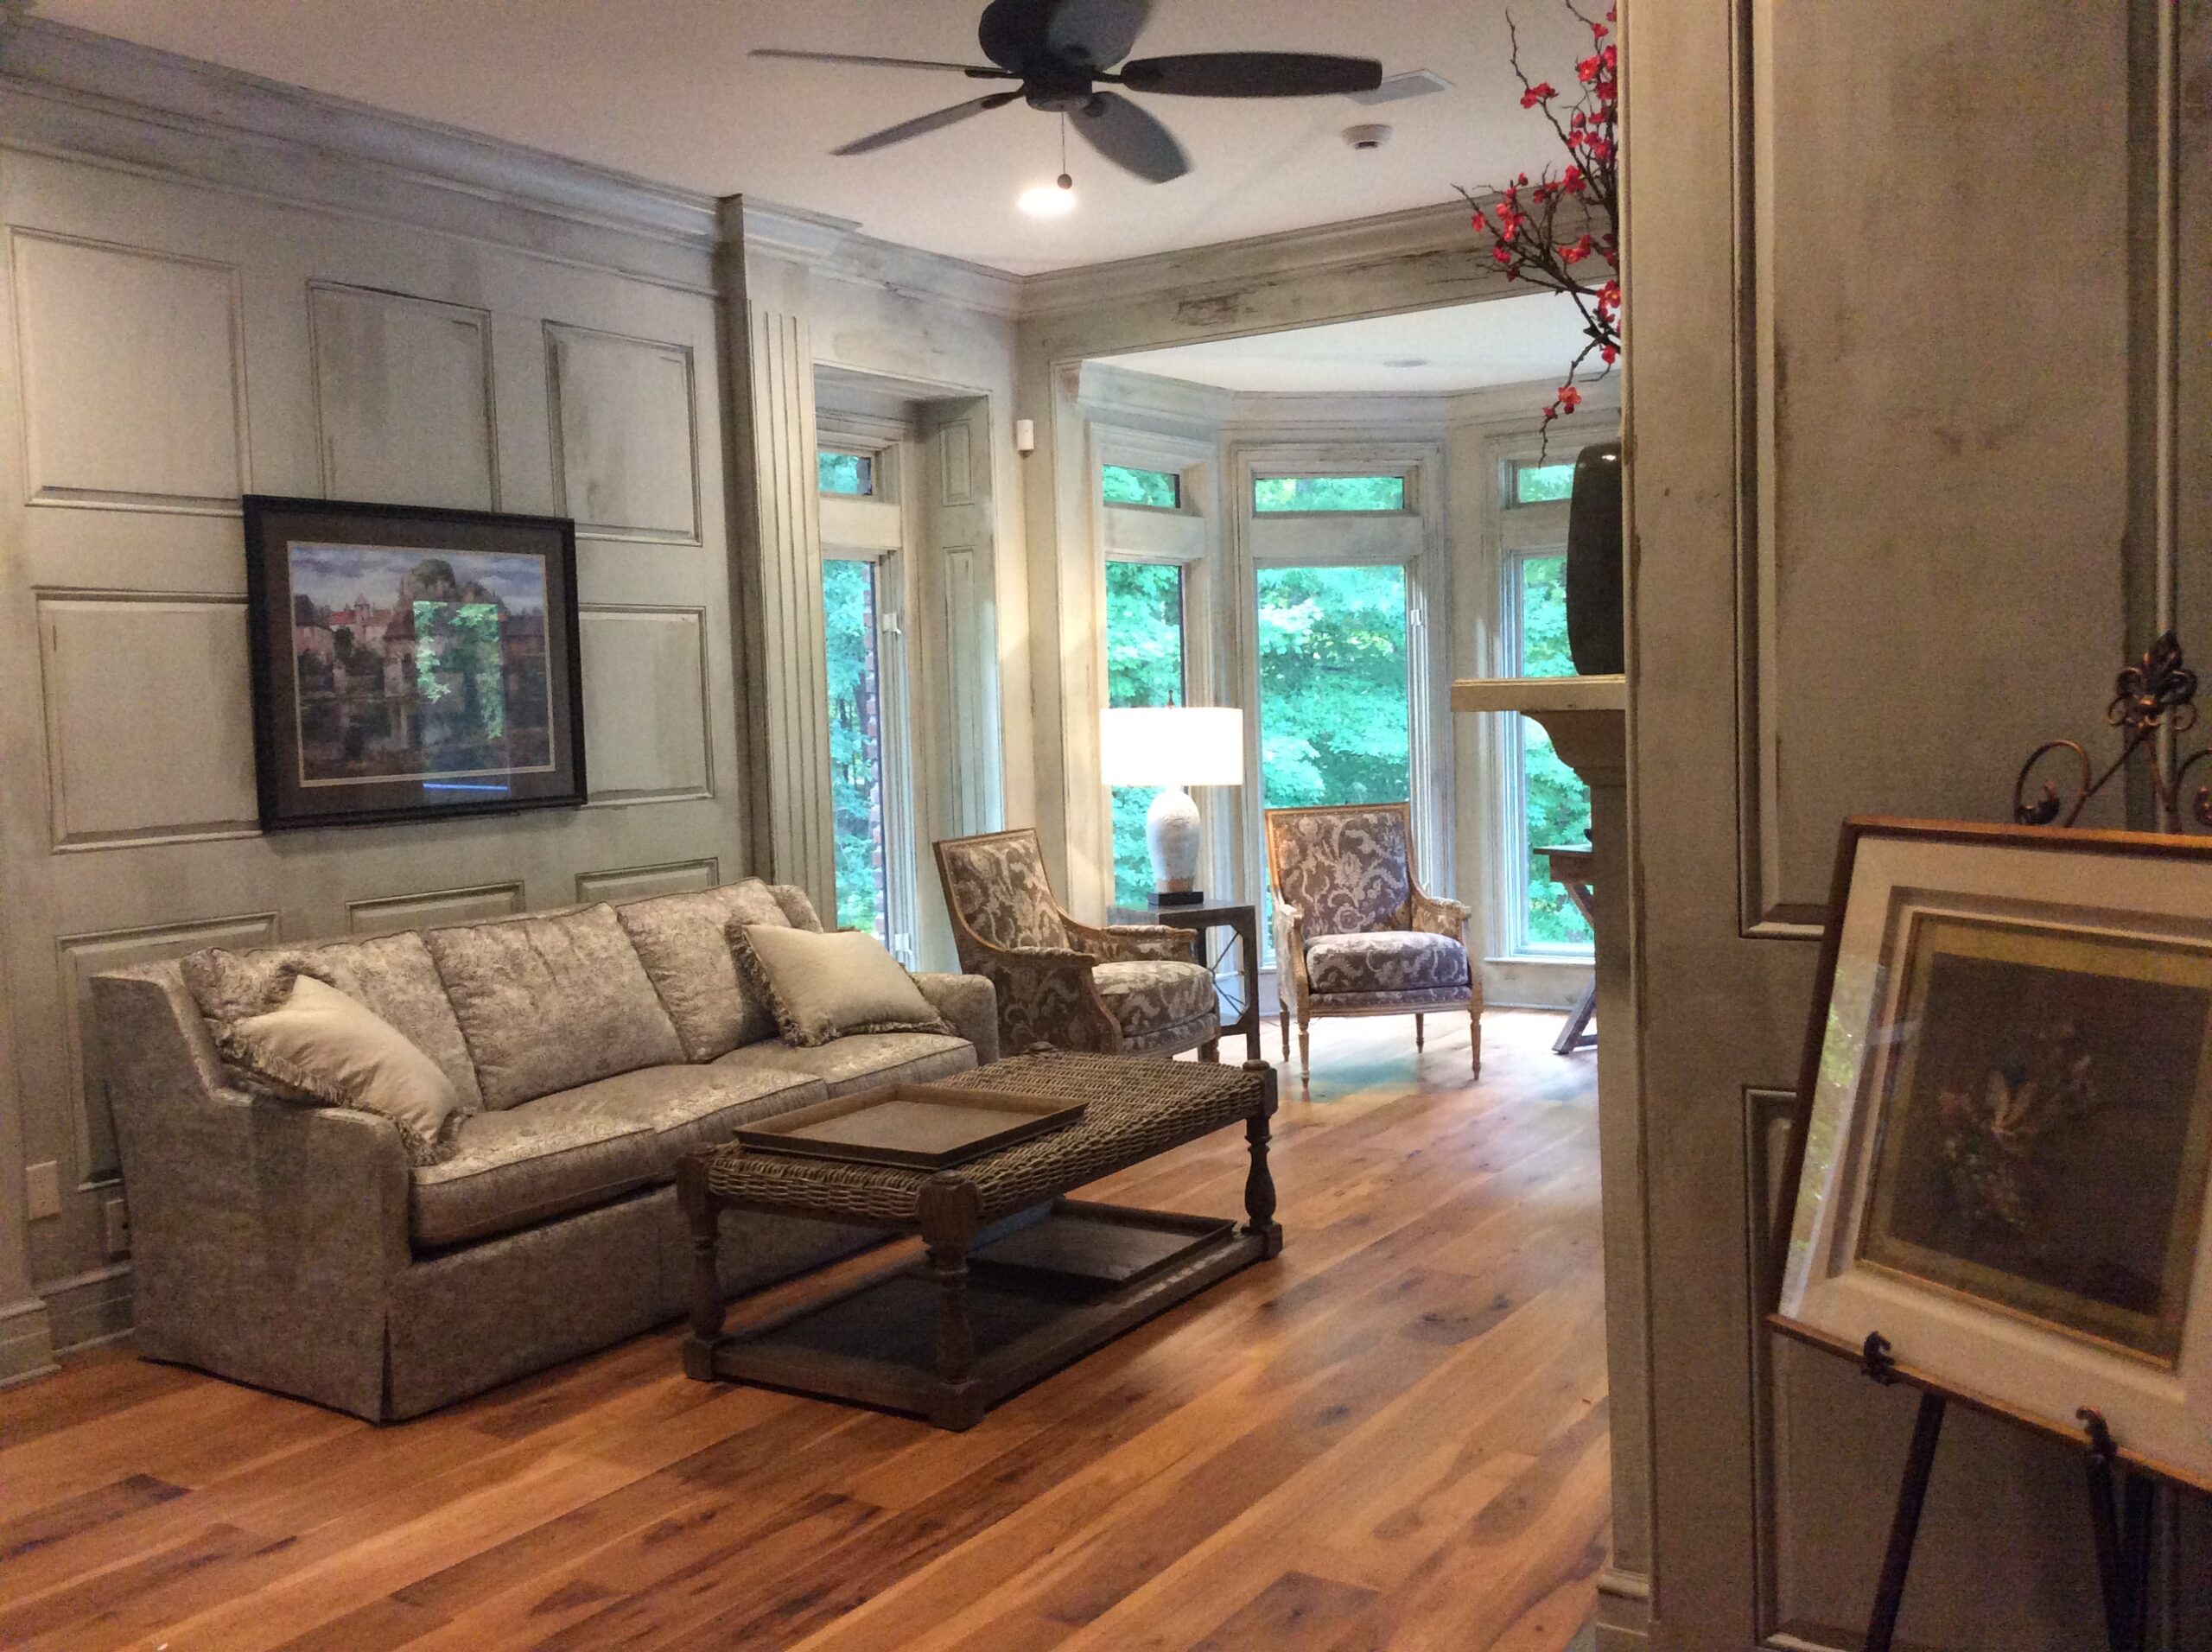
934,828,1222,1061
1264,802,1481,1077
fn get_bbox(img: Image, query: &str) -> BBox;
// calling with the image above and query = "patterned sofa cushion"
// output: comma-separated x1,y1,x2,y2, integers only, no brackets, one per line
1092,959,1217,1040
181,931,485,1111
1306,931,1469,997
425,905,685,1109
616,880,794,1061
1268,808,1414,938
409,1063,826,1248
715,1031,976,1098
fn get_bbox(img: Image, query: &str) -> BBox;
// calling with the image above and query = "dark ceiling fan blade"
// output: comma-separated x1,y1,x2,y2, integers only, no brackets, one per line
1119,53,1384,97
752,48,1011,79
834,92,1021,156
1071,91,1189,183
1046,0,1154,69
977,0,1052,73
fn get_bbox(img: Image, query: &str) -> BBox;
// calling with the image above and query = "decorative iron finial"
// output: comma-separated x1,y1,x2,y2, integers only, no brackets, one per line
2014,632,2212,831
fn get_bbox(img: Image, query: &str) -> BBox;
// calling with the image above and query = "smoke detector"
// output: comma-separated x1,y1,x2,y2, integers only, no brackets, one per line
1343,124,1394,152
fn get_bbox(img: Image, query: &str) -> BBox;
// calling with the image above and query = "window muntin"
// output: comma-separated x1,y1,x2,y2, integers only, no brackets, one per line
1252,474,1407,514
1104,559,1187,907
817,450,874,497
1509,460,1577,506
1102,463,1181,510
823,557,889,941
1507,551,1593,950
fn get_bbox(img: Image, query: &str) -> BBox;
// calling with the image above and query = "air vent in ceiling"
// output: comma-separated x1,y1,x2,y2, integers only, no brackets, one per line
1346,70,1454,106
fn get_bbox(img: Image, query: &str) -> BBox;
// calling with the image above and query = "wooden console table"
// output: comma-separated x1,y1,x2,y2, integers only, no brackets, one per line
1538,844,1599,1054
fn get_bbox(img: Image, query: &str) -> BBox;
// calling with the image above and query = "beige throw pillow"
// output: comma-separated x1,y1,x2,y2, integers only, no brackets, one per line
727,922,951,1048
222,975,460,1165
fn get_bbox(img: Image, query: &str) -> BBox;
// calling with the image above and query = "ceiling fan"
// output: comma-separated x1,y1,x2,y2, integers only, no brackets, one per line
753,0,1384,185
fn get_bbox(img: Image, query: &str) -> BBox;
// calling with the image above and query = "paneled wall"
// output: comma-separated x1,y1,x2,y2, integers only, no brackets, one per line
0,135,745,1362
1624,0,2209,1645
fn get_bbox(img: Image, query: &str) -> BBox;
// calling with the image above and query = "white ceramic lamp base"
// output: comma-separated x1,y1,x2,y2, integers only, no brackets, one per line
1145,785,1203,901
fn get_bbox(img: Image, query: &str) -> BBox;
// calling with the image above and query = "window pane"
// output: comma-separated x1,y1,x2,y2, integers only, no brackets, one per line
1105,560,1185,906
1510,461,1577,506
1253,474,1406,513
823,559,887,940
818,450,874,496
1102,463,1180,509
1257,563,1410,809
1515,553,1592,946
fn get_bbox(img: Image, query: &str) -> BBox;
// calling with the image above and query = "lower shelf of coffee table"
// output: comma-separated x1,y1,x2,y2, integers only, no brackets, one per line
698,1199,1271,1430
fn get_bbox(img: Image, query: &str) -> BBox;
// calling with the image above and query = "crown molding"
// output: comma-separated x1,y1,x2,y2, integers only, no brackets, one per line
1075,361,1238,434
0,17,720,290
1016,199,1483,322
730,196,1024,321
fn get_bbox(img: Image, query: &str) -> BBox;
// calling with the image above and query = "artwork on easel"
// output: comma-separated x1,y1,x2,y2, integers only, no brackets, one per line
1770,636,2212,1651
1775,816,2212,1492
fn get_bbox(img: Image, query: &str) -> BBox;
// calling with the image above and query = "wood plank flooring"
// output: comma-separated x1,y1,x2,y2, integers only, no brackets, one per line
0,1011,1608,1651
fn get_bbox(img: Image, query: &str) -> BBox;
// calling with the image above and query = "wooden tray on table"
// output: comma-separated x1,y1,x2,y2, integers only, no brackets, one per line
730,1083,1085,1171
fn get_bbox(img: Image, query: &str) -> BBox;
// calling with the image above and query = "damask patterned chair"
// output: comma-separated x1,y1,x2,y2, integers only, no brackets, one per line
1265,802,1481,1077
934,828,1221,1061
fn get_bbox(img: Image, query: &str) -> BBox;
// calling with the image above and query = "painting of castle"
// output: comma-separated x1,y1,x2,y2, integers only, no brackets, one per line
287,542,553,786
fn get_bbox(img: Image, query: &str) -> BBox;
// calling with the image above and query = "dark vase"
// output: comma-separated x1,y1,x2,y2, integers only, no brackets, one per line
1564,439,1624,677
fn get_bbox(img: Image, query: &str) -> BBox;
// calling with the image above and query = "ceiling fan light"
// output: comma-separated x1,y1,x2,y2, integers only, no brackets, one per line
1019,181,1077,216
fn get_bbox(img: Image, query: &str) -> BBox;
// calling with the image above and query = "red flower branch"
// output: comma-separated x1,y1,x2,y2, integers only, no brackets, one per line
1459,2,1620,442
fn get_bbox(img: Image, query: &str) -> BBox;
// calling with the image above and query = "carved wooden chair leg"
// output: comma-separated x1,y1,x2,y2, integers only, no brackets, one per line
1296,1016,1311,1077
1198,1037,1221,1063
1470,1006,1483,1077
1414,1012,1426,1052
1278,1008,1290,1061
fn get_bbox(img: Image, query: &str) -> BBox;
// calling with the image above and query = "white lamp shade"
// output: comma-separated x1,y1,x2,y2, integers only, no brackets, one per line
1100,706,1245,789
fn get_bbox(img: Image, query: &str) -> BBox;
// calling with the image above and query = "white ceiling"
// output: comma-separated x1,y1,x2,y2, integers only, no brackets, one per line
35,0,1594,275
1096,294,1593,394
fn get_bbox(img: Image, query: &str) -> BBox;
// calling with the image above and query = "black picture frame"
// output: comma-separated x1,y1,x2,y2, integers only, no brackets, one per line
242,495,587,831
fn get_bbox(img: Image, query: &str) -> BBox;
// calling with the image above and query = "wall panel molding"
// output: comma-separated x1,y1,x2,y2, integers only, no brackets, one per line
575,858,720,905
309,282,496,511
578,604,714,805
546,321,701,545
10,229,247,516
56,911,277,1187
36,593,259,849
346,883,523,937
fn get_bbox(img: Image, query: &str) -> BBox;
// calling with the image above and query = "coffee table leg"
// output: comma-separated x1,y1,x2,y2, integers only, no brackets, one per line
677,1153,726,1380
918,1174,984,1408
1242,1059,1284,1257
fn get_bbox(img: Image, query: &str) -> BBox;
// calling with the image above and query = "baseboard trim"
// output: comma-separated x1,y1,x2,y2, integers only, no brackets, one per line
0,1292,57,1388
1596,1566,1653,1649
41,1261,132,1355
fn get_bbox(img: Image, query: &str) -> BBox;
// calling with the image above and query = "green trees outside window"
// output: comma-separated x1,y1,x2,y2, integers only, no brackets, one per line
1255,563,1412,811
1102,464,1180,509
1103,560,1186,906
1515,553,1593,947
822,558,887,939
818,450,874,497
1510,461,1577,505
1253,475,1407,513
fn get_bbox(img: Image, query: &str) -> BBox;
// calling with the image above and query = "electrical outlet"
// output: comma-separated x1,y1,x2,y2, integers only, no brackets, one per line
25,1160,60,1221
103,1196,130,1259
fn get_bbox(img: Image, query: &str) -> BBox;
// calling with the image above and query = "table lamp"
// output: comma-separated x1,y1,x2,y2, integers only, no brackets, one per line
1100,706,1244,905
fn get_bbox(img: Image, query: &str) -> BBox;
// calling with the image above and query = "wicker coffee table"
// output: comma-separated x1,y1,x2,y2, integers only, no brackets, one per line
677,1052,1281,1429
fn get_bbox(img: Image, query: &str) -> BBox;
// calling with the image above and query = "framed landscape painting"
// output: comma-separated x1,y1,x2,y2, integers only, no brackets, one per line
243,497,586,830
1773,818,2212,1492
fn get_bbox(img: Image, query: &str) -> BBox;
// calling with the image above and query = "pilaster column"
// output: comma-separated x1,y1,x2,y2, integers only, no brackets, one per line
716,201,836,920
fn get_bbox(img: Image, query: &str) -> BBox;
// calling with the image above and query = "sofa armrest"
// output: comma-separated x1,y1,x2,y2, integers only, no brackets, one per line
913,971,1000,1065
1063,917,1198,964
92,966,412,1419
1271,900,1310,1015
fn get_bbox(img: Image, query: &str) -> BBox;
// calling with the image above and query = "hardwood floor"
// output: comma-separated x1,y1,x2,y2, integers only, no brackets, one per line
0,1011,1608,1652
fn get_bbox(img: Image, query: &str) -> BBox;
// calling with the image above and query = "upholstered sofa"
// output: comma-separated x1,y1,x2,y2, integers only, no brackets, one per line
90,879,997,1422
